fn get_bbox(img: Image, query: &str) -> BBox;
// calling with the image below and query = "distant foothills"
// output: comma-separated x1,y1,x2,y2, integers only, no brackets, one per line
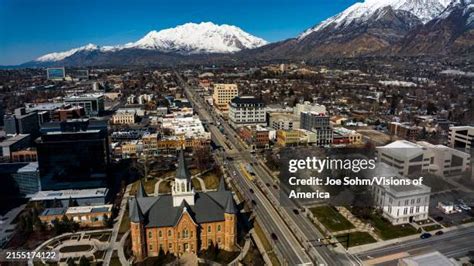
9,0,474,67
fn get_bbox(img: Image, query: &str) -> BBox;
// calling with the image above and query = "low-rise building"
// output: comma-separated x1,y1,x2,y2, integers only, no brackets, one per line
389,122,421,141
0,134,31,160
64,93,105,117
238,126,270,149
300,111,333,146
39,204,113,228
372,165,431,225
333,127,363,145
30,187,109,207
276,130,307,147
268,112,299,130
112,110,137,125
377,140,470,178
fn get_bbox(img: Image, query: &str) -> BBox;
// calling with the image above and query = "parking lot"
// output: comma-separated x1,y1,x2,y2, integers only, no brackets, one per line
429,190,474,227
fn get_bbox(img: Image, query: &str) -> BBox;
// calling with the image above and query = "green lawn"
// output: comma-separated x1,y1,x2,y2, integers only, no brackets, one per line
423,224,442,231
310,206,355,232
369,214,418,240
335,232,377,248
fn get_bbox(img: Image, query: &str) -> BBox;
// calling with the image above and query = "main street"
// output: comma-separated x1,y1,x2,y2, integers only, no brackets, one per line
176,72,314,265
175,72,362,265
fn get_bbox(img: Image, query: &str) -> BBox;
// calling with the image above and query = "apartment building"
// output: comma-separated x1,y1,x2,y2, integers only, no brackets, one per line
228,96,266,128
300,111,333,146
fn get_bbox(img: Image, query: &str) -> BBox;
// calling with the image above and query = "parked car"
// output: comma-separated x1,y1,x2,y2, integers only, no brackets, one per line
420,233,432,239
271,233,278,241
293,209,300,215
435,230,444,236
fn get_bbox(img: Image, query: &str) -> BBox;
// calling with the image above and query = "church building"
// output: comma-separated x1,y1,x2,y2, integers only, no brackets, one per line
129,150,238,260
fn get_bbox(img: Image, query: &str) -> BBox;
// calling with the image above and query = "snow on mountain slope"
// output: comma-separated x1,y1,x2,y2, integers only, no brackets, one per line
299,0,452,39
36,43,99,62
34,22,267,62
124,22,268,53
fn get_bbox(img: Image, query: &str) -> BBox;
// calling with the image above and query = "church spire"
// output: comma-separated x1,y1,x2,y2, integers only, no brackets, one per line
137,179,147,198
224,194,238,214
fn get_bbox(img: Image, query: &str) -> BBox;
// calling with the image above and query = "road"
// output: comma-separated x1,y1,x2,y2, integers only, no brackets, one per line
356,226,474,265
176,73,315,265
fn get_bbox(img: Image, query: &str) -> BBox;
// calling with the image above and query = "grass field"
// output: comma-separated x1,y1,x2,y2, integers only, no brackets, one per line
335,232,377,248
369,213,418,240
310,206,355,232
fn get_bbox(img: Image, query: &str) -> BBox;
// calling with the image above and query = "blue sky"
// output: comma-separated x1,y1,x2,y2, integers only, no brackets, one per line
0,0,358,65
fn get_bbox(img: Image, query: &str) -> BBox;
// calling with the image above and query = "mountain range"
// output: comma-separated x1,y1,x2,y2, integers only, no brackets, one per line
21,0,474,67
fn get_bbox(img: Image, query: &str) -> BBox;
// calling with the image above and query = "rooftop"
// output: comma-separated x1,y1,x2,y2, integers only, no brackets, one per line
30,187,108,201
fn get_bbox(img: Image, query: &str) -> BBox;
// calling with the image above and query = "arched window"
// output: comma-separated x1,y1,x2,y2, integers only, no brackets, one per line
158,230,162,238
181,183,185,192
217,225,221,232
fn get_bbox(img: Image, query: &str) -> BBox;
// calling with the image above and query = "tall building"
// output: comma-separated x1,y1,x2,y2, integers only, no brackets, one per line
448,126,474,152
36,119,109,190
300,111,333,146
212,84,238,112
0,162,40,196
228,96,266,128
64,93,105,117
129,150,237,260
3,107,40,138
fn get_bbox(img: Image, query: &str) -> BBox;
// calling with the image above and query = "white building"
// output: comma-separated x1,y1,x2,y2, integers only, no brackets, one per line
377,140,470,178
293,101,326,117
448,126,474,152
228,96,266,128
372,164,431,225
268,112,299,130
161,116,210,140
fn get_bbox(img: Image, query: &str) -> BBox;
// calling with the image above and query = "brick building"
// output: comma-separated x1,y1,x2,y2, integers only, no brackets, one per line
129,150,237,260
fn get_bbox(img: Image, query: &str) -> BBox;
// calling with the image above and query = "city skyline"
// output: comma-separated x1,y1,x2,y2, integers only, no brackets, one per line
0,0,359,65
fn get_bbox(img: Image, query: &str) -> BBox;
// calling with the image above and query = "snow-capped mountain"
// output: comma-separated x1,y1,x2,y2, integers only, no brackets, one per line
34,22,267,62
396,0,474,54
123,22,267,53
299,0,452,40
36,43,100,62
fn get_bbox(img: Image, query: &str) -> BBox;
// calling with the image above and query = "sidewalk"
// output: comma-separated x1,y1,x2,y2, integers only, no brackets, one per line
336,206,381,241
348,221,474,254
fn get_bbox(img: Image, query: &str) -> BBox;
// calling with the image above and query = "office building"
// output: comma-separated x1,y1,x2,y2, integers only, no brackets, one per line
448,126,474,152
377,140,470,178
300,112,333,146
3,107,40,138
228,96,266,128
36,119,109,190
372,164,431,225
0,134,31,160
212,84,238,112
0,162,40,196
64,93,105,116
30,187,109,207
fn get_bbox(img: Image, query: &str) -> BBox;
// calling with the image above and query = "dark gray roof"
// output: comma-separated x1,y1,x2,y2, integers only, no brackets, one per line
129,197,144,222
138,190,237,228
230,96,265,106
217,177,226,192
224,194,238,214
137,180,148,198
176,150,191,181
